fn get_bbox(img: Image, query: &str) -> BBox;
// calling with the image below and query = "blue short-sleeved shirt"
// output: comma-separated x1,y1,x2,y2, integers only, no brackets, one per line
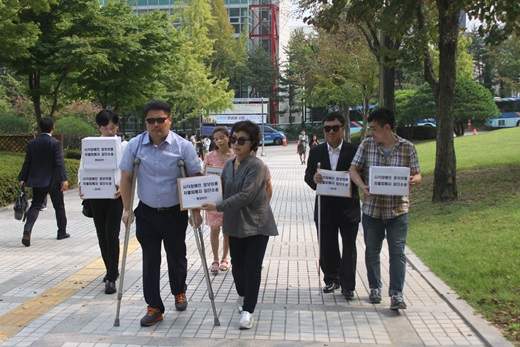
119,131,201,208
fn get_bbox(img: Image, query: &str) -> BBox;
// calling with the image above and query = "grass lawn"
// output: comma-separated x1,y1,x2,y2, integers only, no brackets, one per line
408,127,520,343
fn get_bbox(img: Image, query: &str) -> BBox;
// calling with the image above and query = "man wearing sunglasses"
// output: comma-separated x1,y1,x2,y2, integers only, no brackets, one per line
119,100,203,327
304,112,361,301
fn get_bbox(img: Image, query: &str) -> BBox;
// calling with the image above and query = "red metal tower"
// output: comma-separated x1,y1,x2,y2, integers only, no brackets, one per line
249,0,279,124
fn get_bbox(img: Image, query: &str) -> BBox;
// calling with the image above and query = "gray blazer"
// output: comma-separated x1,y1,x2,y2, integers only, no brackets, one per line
216,156,278,238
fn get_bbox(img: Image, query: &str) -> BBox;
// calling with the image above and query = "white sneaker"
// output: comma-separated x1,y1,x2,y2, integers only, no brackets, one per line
238,296,244,313
239,311,254,330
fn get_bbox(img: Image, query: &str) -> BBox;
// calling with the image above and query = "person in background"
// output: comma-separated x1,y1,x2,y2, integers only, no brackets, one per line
18,117,69,247
201,120,278,330
297,129,309,164
309,134,319,149
203,127,234,275
79,110,127,294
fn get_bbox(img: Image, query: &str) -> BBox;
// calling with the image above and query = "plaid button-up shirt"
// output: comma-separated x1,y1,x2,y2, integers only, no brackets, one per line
351,135,420,220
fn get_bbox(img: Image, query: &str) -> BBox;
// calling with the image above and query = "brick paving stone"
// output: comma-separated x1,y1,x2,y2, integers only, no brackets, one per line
0,145,510,346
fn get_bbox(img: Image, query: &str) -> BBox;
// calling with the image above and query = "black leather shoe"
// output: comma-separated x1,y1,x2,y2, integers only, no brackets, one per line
322,282,340,293
57,233,70,240
105,281,116,294
21,232,31,247
342,290,355,301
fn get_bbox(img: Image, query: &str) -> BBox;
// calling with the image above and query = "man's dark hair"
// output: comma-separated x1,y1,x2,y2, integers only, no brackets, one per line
39,118,54,133
368,108,395,129
322,111,346,126
95,109,119,127
231,120,260,152
143,100,171,116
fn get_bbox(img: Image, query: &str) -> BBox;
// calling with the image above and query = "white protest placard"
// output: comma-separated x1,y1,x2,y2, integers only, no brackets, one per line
79,169,117,199
81,137,121,170
316,169,351,197
177,175,223,210
369,166,411,196
205,165,223,176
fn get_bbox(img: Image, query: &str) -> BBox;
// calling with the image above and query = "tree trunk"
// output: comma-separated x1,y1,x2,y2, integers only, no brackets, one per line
378,33,396,113
433,0,459,202
454,121,464,136
340,105,351,143
29,71,42,123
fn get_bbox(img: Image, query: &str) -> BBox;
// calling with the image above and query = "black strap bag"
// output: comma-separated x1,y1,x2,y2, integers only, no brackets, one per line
82,199,93,218
14,187,28,221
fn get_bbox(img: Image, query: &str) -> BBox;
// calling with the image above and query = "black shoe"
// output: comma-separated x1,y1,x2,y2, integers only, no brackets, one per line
102,276,107,283
342,290,355,301
140,306,163,327
322,282,340,293
57,233,70,240
21,232,31,247
369,288,382,304
390,294,407,310
105,281,116,294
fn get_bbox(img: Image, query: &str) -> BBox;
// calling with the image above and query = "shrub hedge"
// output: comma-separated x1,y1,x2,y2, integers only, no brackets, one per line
0,152,79,207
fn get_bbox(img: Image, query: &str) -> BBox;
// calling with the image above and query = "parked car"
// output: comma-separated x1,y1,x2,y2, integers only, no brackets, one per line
485,113,520,128
415,118,437,127
260,125,287,145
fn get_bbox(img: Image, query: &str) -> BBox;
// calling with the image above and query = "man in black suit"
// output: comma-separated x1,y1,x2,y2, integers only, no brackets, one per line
18,118,69,247
304,112,360,300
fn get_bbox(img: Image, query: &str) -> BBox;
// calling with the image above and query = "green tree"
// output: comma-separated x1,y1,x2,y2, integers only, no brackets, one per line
166,0,233,120
70,3,178,112
0,0,104,122
396,79,498,135
209,0,248,96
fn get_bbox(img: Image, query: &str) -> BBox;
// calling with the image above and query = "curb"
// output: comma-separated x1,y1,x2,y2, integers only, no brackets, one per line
405,246,513,347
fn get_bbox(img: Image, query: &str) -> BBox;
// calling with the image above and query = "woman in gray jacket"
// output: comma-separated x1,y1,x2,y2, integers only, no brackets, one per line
202,120,278,330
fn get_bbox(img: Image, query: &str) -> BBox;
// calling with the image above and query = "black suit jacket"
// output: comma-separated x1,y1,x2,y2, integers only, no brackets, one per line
304,142,361,224
18,134,67,188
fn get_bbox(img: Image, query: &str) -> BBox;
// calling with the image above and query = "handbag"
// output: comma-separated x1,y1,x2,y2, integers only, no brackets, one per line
14,187,28,221
82,199,93,218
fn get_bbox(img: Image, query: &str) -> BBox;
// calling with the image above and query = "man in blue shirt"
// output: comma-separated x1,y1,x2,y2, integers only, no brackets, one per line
120,100,202,327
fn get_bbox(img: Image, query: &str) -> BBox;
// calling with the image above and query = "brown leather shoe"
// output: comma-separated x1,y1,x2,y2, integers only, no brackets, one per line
175,292,188,311
140,306,163,327
21,232,31,247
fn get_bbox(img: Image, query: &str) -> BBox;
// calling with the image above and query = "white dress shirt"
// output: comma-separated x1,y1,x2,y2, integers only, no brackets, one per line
327,140,343,171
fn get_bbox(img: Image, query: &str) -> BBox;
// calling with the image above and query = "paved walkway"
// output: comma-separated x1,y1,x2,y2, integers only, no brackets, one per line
0,145,511,347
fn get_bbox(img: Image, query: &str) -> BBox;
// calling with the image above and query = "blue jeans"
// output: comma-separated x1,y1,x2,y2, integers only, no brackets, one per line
362,213,408,296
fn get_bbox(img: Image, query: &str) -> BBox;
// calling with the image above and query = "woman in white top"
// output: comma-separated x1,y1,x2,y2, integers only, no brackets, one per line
79,110,127,295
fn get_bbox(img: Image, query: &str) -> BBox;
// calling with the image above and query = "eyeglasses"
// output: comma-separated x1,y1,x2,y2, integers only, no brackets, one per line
145,117,168,125
229,136,251,145
323,125,341,133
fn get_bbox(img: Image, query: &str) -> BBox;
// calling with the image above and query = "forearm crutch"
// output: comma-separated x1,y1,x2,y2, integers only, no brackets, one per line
178,160,220,326
114,157,141,327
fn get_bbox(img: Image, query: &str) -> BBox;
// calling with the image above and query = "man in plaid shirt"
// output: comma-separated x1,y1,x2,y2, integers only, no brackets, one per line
350,108,422,310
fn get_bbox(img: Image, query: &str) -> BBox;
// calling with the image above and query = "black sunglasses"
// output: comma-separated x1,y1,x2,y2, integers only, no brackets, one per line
145,117,168,125
323,125,342,133
229,136,251,145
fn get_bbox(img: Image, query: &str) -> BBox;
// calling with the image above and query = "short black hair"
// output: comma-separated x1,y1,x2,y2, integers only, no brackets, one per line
95,109,119,127
322,112,346,126
143,100,171,117
368,108,395,129
231,120,260,152
39,118,54,133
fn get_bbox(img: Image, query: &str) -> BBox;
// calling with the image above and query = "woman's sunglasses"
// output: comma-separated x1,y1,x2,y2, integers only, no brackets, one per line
229,136,251,145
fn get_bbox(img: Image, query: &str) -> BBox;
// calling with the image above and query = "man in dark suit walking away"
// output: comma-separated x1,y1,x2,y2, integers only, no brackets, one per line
304,112,361,300
18,118,69,247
